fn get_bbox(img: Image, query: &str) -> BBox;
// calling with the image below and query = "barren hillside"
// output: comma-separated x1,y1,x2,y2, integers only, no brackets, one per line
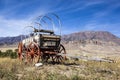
62,31,120,45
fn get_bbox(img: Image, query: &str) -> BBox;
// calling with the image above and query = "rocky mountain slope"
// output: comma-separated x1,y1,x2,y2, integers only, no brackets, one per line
62,31,120,45
0,31,120,46
0,35,26,45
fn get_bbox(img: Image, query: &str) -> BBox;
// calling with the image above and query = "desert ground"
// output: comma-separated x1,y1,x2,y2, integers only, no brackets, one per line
0,43,120,80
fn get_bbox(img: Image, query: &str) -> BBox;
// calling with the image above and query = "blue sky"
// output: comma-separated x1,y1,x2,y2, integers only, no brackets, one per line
0,0,120,37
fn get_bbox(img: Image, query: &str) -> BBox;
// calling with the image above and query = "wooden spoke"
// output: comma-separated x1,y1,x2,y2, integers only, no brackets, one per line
26,42,40,64
52,44,66,63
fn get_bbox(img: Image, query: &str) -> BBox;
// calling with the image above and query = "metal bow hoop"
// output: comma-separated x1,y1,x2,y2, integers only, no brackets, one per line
20,26,33,41
37,13,62,36
38,15,55,32
34,22,42,31
20,13,62,42
24,26,35,38
51,13,62,36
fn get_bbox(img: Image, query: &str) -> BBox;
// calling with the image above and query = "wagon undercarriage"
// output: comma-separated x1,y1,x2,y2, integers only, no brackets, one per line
19,42,66,64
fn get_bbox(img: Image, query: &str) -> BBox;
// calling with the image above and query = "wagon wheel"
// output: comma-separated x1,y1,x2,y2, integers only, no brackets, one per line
18,42,26,61
26,42,40,64
18,42,23,60
52,44,66,63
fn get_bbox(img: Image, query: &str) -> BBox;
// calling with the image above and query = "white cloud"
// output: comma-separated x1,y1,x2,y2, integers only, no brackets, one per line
93,1,120,18
83,22,109,30
0,10,60,37
64,0,104,13
0,16,30,37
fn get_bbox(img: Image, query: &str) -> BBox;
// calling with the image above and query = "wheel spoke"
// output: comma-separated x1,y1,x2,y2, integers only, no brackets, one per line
53,44,66,63
60,48,64,53
25,42,40,64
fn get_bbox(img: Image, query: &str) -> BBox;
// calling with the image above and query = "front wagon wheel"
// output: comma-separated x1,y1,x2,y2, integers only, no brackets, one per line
26,42,40,64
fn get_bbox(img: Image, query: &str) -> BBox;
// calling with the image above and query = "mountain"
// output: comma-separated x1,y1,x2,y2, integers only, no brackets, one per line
0,35,26,45
0,31,120,46
62,31,120,45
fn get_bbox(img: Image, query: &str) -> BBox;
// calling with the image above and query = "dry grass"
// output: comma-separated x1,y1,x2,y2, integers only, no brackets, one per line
0,44,120,80
0,57,120,80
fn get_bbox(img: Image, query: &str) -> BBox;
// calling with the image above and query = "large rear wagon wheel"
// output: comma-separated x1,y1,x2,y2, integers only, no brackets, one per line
26,42,40,64
52,44,66,63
